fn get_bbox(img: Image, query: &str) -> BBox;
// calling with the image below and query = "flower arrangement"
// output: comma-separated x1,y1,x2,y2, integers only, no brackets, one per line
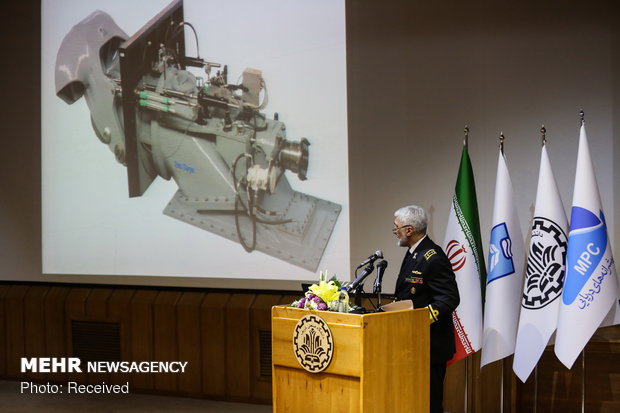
292,270,346,311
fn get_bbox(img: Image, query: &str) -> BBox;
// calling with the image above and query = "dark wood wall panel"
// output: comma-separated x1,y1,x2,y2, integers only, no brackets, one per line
84,287,113,385
444,356,467,413
585,342,620,413
279,295,300,305
476,357,503,413
225,293,256,400
517,338,620,413
153,291,182,392
250,294,282,403
0,282,618,410
107,289,135,385
43,286,70,383
201,292,230,397
84,288,113,319
64,288,91,384
23,286,49,381
5,285,28,378
176,292,204,394
129,290,158,390
519,348,584,413
0,285,10,377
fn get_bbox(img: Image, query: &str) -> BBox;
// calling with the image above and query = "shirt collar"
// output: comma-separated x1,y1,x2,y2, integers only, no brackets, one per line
408,235,427,255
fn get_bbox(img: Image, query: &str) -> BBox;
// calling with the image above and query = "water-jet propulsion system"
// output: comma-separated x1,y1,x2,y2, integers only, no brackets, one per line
55,0,341,271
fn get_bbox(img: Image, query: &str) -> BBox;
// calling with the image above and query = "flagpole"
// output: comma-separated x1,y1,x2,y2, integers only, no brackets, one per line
500,360,505,413
463,125,470,413
581,349,585,413
532,125,546,413
579,110,586,413
534,364,538,413
497,130,506,413
535,125,548,413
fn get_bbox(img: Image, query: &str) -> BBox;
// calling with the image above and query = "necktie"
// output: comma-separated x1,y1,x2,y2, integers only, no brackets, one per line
396,251,412,294
400,250,412,273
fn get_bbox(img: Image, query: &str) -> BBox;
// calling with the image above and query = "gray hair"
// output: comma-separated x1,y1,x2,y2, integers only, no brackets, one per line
394,205,428,234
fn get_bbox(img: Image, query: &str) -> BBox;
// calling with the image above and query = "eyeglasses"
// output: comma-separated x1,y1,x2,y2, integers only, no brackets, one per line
392,224,413,233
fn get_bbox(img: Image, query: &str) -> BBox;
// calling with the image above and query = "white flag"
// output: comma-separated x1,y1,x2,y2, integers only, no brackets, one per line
554,124,619,369
481,148,525,368
513,144,567,382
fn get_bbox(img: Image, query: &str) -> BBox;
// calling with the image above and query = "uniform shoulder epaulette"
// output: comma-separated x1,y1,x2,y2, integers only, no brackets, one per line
424,249,437,260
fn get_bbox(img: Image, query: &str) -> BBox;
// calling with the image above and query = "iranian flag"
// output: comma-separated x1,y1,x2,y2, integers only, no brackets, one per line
443,139,486,364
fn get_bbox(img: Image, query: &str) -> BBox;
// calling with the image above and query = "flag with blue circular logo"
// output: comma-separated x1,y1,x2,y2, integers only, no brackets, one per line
554,124,619,369
481,147,525,368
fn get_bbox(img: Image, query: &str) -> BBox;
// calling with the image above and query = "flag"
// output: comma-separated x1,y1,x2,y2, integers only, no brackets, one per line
513,143,567,382
481,146,525,367
554,124,619,369
443,141,486,365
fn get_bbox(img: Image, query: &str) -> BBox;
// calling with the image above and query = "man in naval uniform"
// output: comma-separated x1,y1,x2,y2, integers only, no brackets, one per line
392,205,460,413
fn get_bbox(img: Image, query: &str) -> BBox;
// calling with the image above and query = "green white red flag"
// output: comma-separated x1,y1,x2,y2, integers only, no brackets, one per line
443,141,486,364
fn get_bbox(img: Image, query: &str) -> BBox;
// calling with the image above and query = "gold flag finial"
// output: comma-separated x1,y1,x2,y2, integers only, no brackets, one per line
464,126,469,146
499,132,505,154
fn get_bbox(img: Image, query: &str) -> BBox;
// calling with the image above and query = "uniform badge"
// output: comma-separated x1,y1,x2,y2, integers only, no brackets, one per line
410,286,417,294
412,252,418,260
424,249,436,260
405,276,424,285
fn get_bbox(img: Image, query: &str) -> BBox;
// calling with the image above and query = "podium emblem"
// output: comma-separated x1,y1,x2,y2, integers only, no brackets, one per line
293,314,334,373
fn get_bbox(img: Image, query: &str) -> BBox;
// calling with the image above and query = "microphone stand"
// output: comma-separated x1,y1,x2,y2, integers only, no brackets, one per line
372,260,387,312
348,263,374,314
354,285,364,309
373,287,382,312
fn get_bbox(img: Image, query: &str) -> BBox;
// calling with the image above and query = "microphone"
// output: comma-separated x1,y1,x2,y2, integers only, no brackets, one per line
373,260,388,294
356,250,383,269
347,264,375,293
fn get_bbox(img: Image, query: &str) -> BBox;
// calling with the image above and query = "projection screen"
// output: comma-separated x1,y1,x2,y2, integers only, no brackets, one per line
41,0,349,282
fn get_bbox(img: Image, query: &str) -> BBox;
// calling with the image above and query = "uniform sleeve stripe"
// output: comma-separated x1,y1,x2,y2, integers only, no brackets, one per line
427,304,439,323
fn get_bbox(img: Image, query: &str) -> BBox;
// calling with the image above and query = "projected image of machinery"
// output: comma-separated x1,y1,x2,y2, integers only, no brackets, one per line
54,0,341,271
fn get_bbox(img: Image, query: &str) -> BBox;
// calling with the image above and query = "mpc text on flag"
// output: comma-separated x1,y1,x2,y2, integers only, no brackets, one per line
554,124,619,369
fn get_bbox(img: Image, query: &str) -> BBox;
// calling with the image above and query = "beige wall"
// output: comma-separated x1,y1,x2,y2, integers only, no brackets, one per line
347,0,619,293
0,1,617,292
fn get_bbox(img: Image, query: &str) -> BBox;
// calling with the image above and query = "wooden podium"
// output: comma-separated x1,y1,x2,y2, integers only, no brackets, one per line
271,306,429,412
